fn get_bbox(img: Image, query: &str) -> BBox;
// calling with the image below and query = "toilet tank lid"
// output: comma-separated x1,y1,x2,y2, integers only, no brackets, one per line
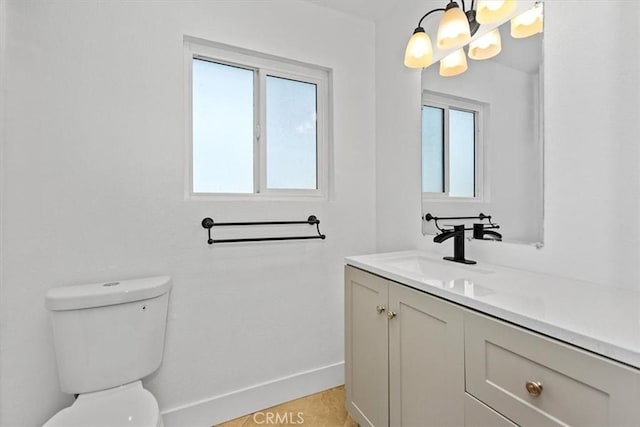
45,276,172,311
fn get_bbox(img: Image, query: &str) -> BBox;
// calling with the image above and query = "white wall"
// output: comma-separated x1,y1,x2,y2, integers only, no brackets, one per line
0,1,376,426
376,1,640,289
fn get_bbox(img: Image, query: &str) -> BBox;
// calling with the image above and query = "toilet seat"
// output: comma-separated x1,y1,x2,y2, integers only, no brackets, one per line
43,381,163,427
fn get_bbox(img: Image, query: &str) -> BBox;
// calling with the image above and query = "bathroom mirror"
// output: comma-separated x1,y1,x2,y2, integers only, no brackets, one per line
421,20,544,245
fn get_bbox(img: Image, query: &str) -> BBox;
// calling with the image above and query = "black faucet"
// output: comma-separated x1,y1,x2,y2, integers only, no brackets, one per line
433,225,477,265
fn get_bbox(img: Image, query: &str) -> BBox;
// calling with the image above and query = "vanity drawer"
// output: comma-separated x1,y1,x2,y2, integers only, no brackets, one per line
465,311,640,427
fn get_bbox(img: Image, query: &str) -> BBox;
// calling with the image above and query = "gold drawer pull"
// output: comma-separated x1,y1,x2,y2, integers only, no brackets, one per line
376,305,386,314
525,381,543,397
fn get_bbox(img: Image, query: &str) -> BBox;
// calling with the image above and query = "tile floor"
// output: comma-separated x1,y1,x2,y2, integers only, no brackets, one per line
215,386,358,427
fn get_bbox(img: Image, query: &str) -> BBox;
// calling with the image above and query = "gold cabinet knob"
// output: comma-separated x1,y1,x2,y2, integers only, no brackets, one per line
387,311,397,320
376,305,386,314
525,381,543,397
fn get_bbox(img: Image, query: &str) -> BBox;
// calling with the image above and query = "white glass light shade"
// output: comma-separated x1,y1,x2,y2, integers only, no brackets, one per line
439,49,468,77
436,4,471,50
404,29,434,68
468,28,502,60
476,0,516,25
511,4,543,38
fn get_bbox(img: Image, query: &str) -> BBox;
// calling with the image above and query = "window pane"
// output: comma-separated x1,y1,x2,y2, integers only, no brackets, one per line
192,59,254,193
449,109,475,197
422,106,444,193
266,76,317,190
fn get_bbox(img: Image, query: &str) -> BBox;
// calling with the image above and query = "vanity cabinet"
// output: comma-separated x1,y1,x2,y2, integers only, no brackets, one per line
345,264,640,427
345,266,464,427
465,311,640,426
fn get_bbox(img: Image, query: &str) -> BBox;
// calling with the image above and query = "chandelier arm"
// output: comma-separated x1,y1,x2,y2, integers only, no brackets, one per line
417,8,446,27
460,0,466,11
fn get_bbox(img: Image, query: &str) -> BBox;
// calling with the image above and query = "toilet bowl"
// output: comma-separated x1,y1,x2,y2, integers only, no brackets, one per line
44,381,163,427
43,276,171,427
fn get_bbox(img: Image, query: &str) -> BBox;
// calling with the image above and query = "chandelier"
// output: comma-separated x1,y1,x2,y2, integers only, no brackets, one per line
404,0,544,76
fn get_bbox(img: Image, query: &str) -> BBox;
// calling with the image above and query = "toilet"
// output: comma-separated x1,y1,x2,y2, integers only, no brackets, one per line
43,276,172,427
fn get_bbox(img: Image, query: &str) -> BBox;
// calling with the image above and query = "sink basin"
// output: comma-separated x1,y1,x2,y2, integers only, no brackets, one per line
346,251,498,299
383,254,494,278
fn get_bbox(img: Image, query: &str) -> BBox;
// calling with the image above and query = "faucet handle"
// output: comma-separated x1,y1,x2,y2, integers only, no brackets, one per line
472,223,485,239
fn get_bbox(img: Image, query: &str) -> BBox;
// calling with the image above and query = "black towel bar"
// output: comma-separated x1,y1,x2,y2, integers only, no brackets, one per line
423,212,499,233
201,215,326,245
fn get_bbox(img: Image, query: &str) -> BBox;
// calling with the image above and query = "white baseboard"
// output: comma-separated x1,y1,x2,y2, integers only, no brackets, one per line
161,362,345,427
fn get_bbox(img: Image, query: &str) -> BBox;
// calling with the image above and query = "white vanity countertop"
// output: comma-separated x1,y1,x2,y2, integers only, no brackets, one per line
345,250,640,369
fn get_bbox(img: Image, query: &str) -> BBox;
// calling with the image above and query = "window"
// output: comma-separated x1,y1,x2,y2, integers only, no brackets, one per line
185,37,330,199
422,92,484,200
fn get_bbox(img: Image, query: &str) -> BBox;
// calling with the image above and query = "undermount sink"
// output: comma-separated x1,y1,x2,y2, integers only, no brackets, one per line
347,251,497,298
383,254,494,278
345,251,498,297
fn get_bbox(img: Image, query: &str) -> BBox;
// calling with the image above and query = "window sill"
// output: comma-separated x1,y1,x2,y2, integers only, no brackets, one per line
188,193,327,202
422,195,485,204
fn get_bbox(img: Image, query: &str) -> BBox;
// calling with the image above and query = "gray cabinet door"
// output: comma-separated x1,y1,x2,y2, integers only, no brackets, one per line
388,282,465,427
464,393,517,427
345,266,389,427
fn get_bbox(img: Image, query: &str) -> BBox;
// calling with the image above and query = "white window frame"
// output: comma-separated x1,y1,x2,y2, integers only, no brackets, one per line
422,91,486,203
184,36,331,201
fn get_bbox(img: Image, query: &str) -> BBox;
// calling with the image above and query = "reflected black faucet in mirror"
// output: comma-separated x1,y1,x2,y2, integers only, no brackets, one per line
473,223,502,241
425,213,501,265
433,225,477,265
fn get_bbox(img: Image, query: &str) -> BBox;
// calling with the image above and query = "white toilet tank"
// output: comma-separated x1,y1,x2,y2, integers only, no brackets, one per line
45,276,171,394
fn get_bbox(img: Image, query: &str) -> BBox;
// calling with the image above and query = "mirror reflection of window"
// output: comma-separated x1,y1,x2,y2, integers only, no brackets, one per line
449,109,475,198
421,106,444,193
422,93,482,200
